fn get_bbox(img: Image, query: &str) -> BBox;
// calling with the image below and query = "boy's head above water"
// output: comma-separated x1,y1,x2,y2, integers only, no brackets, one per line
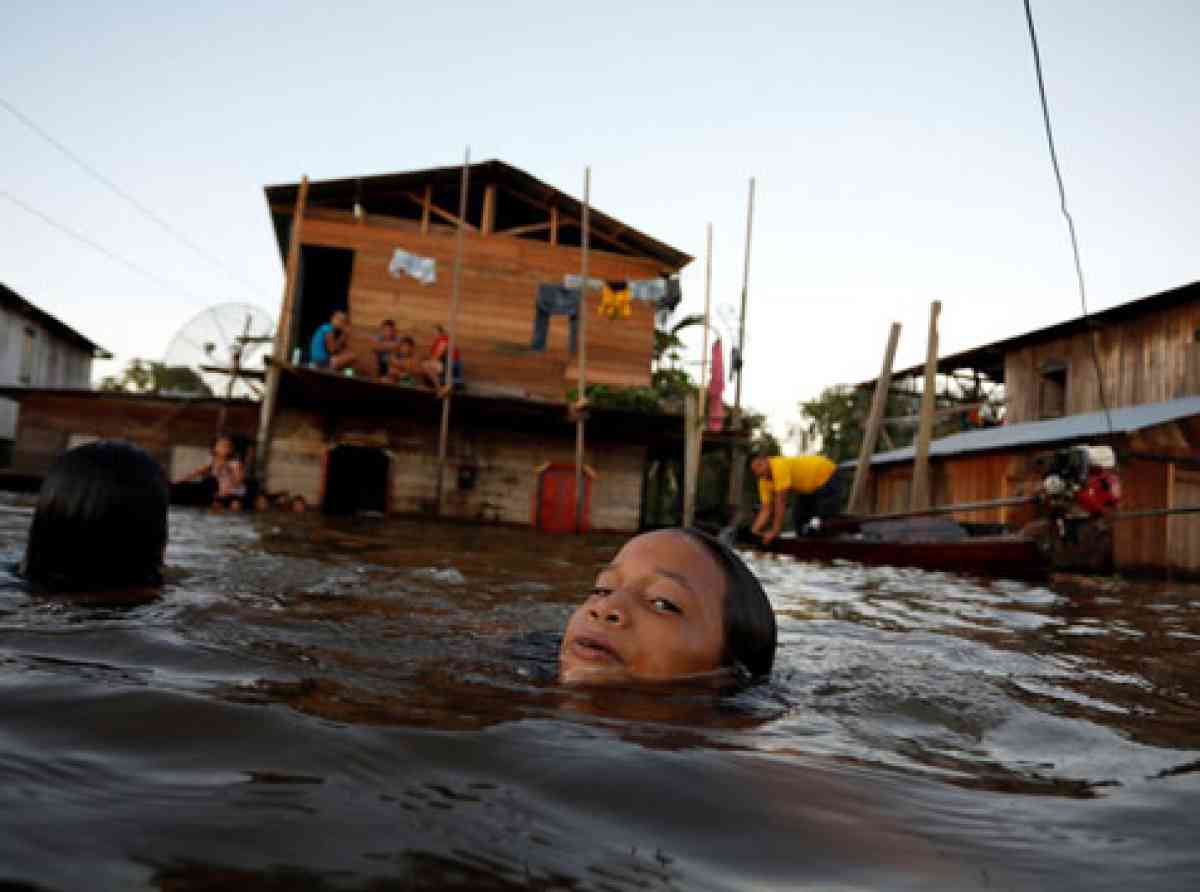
559,528,776,686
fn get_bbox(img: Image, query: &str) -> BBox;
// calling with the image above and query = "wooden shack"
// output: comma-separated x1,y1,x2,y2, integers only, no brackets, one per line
258,160,693,531
856,280,1200,575
0,387,259,488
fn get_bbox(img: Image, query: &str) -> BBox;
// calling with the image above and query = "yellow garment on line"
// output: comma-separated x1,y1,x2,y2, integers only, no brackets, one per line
598,284,631,320
758,455,837,504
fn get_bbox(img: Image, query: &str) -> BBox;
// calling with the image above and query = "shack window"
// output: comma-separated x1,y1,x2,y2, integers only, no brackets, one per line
323,445,389,515
1038,360,1068,419
19,327,36,383
294,245,355,363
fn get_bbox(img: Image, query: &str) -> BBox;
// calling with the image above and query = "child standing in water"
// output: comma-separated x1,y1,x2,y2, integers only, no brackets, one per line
559,528,776,686
175,434,246,512
21,440,169,592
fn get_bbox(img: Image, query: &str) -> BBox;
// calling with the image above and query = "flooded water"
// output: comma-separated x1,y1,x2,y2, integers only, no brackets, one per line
1,504,1198,890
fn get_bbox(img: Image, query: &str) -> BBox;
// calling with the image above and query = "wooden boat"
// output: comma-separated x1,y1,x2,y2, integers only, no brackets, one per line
759,530,1047,581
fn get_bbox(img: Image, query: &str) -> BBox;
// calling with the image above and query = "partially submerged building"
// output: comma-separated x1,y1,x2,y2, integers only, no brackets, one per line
857,279,1200,575
0,387,259,490
0,282,109,464
258,160,694,530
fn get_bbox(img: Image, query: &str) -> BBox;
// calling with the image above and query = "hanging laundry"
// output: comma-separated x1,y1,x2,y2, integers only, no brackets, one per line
531,284,580,353
388,248,437,285
707,338,726,432
563,274,603,291
598,282,632,320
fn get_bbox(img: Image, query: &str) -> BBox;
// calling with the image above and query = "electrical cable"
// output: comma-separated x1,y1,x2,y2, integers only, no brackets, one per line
1,189,214,306
0,96,268,300
1022,0,1114,435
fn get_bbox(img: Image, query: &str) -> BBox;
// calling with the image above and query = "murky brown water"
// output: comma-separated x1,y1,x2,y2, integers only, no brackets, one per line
1,503,1198,890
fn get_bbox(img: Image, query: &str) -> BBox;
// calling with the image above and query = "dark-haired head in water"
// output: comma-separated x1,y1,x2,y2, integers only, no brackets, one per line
21,440,169,592
559,528,776,686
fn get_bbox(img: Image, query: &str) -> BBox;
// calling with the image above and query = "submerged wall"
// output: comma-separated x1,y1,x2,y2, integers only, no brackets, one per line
267,406,646,531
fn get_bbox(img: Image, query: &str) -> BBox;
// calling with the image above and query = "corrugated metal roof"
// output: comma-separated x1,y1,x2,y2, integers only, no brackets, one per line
0,282,109,357
861,395,1200,467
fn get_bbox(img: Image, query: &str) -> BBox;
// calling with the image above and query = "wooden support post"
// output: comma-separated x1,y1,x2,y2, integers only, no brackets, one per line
683,390,700,527
549,206,559,245
255,175,308,483
420,185,431,234
727,177,756,524
684,224,714,528
574,168,591,533
910,300,942,511
847,322,902,515
481,184,496,235
434,149,471,515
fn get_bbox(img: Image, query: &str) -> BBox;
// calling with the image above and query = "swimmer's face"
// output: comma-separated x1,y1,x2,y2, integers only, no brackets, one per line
559,531,726,685
213,437,234,459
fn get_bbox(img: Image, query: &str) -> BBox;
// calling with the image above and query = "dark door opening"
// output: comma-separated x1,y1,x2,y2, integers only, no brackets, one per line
295,245,355,362
323,445,389,515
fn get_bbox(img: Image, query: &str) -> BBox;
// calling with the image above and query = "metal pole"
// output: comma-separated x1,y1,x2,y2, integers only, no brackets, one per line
574,166,591,533
434,147,470,514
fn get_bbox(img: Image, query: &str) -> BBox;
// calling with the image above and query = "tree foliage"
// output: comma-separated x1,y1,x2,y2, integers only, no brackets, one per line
798,384,917,463
100,360,213,397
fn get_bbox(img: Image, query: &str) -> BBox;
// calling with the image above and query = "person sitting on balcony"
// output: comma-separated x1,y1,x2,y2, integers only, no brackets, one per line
419,324,463,396
309,310,356,372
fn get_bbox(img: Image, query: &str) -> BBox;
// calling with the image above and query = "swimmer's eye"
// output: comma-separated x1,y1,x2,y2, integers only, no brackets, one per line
649,597,682,614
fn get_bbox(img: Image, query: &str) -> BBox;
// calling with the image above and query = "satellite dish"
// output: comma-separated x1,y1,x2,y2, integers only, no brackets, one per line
163,303,275,399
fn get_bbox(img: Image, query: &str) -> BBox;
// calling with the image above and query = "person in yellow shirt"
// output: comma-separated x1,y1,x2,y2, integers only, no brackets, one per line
749,454,847,544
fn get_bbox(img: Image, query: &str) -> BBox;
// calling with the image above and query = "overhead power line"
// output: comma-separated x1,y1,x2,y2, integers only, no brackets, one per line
1,189,213,306
0,95,268,300
1022,0,1113,434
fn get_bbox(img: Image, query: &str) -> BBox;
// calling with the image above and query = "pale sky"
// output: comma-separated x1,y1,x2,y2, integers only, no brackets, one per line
3,1,1197,442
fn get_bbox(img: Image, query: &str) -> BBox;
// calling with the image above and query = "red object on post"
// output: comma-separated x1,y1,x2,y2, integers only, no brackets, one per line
1076,468,1120,515
534,463,592,533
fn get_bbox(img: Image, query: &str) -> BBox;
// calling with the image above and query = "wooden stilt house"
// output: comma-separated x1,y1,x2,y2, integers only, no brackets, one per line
855,279,1200,575
258,160,692,530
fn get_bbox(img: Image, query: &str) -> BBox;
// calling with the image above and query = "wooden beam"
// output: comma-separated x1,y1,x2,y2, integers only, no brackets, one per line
848,322,902,514
550,206,559,246
910,300,942,511
435,150,471,515
481,184,496,235
499,185,630,252
574,167,591,534
420,184,431,234
497,220,550,237
256,175,309,484
401,190,476,231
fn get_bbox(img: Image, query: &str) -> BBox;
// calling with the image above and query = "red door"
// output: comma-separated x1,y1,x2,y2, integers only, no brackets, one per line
535,464,591,533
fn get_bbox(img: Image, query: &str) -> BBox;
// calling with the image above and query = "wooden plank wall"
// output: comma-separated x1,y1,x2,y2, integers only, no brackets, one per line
268,406,646,531
1113,457,1169,572
1005,302,1200,423
11,393,258,475
295,210,667,400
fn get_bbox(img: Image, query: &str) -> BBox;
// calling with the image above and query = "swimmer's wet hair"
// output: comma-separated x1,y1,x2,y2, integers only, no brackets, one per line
21,440,169,591
678,527,777,680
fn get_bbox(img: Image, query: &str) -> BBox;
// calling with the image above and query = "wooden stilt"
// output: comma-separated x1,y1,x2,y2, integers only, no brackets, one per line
727,178,756,523
574,167,591,533
910,300,942,511
847,322,902,515
683,390,699,526
434,148,471,515
684,224,714,528
256,175,309,482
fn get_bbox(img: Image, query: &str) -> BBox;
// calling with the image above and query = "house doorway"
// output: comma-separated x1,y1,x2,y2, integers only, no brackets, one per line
295,245,355,363
323,445,390,515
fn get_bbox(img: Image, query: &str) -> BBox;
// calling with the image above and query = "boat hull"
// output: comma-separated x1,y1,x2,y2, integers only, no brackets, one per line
762,535,1047,581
